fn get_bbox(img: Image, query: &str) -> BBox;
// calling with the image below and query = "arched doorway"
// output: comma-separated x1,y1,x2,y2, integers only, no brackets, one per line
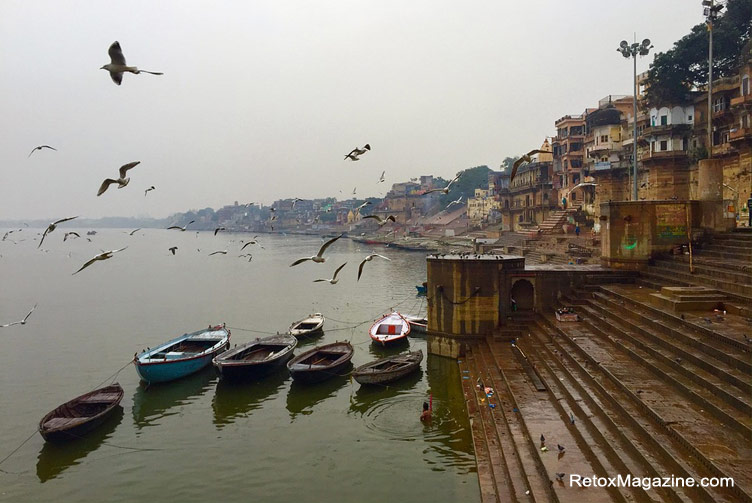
510,279,534,311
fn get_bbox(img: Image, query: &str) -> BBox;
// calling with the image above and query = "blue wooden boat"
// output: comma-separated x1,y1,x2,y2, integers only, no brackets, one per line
415,284,427,296
134,325,230,384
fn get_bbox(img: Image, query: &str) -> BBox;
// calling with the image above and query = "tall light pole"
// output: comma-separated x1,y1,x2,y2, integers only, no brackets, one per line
618,38,653,202
703,0,724,158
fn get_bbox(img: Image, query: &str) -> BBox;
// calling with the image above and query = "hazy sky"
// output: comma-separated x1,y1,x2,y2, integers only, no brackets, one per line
1,1,705,220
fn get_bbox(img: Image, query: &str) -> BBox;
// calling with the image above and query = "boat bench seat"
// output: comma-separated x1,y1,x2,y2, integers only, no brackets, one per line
43,417,88,429
376,325,400,335
80,393,120,403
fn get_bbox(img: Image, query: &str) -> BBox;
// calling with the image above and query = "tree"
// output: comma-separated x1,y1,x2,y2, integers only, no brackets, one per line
645,0,752,106
439,165,491,207
501,156,519,173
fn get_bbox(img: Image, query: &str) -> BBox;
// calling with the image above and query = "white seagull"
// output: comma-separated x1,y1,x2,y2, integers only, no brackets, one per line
97,161,141,196
357,253,391,281
39,216,78,248
424,172,463,195
510,149,547,183
378,171,385,183
446,195,464,208
129,228,141,236
363,214,396,227
290,235,342,266
168,246,178,255
355,201,372,213
1,304,37,328
314,262,347,284
167,220,195,231
28,145,57,157
101,41,163,86
73,247,127,275
144,186,155,197
63,231,80,242
344,144,370,161
209,250,228,256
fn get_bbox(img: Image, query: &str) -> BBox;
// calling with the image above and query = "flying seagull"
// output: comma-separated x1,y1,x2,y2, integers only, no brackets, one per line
63,231,80,242
357,253,391,281
168,246,178,255
344,144,370,161
355,201,372,213
378,171,385,183
97,161,141,196
292,198,303,209
1,304,37,328
363,214,396,226
129,228,141,236
290,235,342,266
167,220,195,231
39,216,78,248
314,262,347,284
144,186,155,196
209,250,227,256
240,238,260,251
101,41,163,86
352,187,357,195
424,172,462,195
214,227,226,236
73,247,127,275
446,195,464,208
28,145,57,157
509,149,547,183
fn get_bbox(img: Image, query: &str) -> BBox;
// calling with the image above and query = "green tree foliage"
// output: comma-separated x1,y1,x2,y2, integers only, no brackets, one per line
645,0,752,106
439,165,491,207
501,156,519,173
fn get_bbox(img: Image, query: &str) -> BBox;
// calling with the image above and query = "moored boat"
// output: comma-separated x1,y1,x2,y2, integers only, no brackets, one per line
352,350,423,385
134,325,230,384
288,313,325,338
213,333,297,380
402,314,427,334
39,384,124,441
287,341,354,383
369,312,411,345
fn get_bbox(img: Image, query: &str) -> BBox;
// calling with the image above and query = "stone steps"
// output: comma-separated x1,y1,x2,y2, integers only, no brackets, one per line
652,258,752,285
641,266,752,298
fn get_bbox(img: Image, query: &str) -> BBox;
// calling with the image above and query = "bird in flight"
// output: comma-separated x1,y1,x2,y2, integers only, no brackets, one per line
214,227,226,236
63,231,80,242
292,198,303,209
39,216,78,248
208,250,227,256
290,235,342,266
1,304,37,328
446,195,464,208
128,228,141,236
168,246,178,255
238,253,253,262
363,214,396,227
424,172,463,195
167,220,195,231
73,247,127,275
314,262,347,284
357,253,391,281
344,144,370,161
28,145,57,157
378,171,385,183
509,150,547,183
144,186,155,197
97,161,141,196
355,201,371,214
101,41,163,86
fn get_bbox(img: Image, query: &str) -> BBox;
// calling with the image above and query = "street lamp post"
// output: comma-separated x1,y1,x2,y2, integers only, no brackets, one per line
618,38,653,201
703,0,724,158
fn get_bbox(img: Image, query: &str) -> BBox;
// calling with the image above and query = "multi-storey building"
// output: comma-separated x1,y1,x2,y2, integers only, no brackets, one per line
552,115,587,203
501,140,556,230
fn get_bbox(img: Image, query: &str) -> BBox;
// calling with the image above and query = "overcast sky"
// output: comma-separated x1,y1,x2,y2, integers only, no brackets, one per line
0,1,705,220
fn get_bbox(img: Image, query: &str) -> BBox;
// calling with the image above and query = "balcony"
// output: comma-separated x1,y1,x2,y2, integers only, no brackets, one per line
731,94,752,107
593,161,629,171
730,127,752,143
640,150,689,163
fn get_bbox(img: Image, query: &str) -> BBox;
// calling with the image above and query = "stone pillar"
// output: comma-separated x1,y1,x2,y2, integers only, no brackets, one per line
696,158,728,232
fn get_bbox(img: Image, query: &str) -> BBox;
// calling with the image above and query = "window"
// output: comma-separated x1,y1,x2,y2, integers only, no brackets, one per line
688,115,693,122
600,135,609,143
660,140,668,151
660,115,668,126
743,75,749,96
743,114,750,129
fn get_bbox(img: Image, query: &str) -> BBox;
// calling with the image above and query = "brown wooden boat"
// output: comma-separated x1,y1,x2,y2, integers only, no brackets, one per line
38,383,124,441
352,350,423,385
287,341,354,383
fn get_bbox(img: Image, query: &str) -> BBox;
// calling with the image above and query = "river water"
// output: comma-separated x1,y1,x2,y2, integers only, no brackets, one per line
0,229,478,503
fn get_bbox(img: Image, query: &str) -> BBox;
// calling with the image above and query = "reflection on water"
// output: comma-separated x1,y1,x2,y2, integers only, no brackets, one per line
285,371,352,420
132,367,216,430
292,329,325,348
212,369,288,428
36,406,124,482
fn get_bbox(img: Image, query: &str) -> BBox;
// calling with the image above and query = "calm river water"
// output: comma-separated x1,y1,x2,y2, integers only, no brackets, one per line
0,229,478,503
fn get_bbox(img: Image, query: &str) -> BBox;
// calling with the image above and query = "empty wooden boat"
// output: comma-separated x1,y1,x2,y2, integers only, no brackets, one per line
134,325,230,384
39,384,124,441
213,333,297,380
352,350,423,385
288,313,325,338
369,312,411,345
287,341,354,383
402,313,427,334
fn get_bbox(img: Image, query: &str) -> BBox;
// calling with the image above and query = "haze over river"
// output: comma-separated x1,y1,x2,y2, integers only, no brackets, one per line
0,229,478,503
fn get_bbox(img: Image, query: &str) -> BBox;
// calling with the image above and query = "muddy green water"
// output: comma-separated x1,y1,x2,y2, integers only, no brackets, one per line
0,230,478,502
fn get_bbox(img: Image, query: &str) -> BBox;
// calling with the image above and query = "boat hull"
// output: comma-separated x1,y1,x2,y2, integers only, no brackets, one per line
136,351,226,383
39,384,124,442
214,335,297,381
369,312,411,346
353,350,423,385
287,342,354,384
289,360,353,384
